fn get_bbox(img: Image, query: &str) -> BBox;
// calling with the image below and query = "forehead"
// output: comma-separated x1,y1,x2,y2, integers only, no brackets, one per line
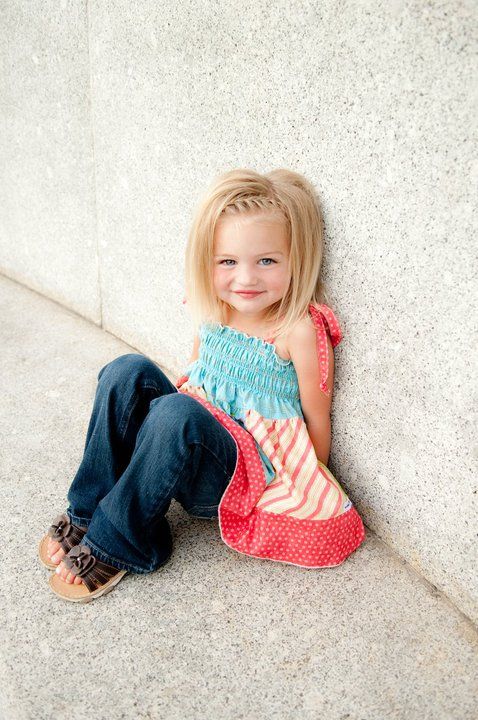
214,212,288,253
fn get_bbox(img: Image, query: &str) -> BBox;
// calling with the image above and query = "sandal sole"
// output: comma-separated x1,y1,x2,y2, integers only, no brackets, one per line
38,534,59,571
48,569,127,603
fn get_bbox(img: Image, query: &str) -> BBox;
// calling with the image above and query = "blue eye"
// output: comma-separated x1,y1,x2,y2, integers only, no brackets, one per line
219,258,277,266
260,258,276,266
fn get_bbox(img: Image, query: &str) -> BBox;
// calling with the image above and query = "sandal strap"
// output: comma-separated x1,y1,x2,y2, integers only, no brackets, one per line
47,514,87,555
63,544,122,593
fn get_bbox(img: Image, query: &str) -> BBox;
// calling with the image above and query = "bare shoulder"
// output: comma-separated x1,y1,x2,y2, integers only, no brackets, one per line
286,314,334,374
291,314,316,335
281,315,316,357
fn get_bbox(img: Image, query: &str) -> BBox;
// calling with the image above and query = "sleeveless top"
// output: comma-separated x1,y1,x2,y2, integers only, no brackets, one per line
175,302,366,569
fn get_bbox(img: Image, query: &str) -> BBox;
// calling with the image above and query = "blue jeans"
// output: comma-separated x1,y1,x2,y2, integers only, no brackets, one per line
65,353,237,574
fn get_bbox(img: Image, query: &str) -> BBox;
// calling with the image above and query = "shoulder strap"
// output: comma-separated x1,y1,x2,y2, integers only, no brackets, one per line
307,303,343,395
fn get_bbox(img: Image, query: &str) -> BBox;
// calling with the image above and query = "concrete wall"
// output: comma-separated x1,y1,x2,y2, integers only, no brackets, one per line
1,1,476,622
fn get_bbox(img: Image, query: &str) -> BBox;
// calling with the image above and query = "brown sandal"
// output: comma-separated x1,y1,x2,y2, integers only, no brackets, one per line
48,544,127,603
38,514,88,570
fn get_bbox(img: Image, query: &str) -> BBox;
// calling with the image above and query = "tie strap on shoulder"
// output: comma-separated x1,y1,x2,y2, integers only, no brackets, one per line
308,303,343,396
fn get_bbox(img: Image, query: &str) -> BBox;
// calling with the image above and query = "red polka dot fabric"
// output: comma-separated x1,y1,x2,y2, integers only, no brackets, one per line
176,302,366,568
308,303,343,396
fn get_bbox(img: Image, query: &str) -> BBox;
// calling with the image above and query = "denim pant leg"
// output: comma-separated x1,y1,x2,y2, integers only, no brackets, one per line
81,389,238,574
66,353,177,526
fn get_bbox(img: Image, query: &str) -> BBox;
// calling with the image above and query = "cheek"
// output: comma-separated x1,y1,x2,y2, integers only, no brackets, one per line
271,267,290,288
213,268,229,287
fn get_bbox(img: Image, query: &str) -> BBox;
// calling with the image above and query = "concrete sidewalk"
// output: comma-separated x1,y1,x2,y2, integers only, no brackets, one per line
0,274,477,720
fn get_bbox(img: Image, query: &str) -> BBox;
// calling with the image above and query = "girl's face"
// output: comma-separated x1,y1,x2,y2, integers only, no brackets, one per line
212,212,291,323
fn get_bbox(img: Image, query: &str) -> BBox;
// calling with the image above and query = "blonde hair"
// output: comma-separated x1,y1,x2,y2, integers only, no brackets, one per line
183,167,331,342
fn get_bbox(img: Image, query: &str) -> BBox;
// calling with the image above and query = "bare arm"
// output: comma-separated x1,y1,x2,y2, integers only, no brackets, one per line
188,333,200,364
288,320,334,466
175,333,201,389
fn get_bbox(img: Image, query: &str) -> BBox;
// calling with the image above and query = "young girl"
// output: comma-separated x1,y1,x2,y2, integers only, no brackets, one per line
38,168,365,603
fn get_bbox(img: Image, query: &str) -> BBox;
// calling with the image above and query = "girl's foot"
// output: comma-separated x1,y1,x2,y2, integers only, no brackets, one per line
48,538,82,583
55,557,83,585
45,517,88,567
47,537,83,584
49,544,127,602
47,536,67,566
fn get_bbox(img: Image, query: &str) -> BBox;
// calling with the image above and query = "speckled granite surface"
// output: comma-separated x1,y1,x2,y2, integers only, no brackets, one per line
0,1,476,624
0,277,477,719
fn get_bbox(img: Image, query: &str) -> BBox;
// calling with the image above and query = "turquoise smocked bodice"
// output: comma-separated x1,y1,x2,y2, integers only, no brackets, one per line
181,322,304,485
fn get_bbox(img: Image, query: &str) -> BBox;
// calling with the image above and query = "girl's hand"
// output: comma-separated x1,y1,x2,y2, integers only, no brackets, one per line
175,375,189,389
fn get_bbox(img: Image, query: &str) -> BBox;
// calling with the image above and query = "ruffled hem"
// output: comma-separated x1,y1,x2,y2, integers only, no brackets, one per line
218,504,366,568
178,387,366,569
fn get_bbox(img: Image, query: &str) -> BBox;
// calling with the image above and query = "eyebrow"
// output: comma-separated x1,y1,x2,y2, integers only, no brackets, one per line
214,251,284,258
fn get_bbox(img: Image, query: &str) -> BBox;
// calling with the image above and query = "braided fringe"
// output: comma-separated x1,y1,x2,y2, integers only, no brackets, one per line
60,525,87,555
82,561,121,592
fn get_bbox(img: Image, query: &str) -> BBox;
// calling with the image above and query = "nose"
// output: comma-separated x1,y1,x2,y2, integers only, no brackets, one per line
235,267,259,287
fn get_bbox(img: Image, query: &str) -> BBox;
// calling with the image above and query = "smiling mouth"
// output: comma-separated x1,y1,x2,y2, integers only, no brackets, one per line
235,291,263,295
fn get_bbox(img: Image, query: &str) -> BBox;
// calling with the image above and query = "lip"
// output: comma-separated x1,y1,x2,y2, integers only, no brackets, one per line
235,291,263,296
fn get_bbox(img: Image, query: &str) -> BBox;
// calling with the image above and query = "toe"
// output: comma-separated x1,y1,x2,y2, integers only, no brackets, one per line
48,538,61,557
54,559,84,585
56,562,68,580
50,547,65,564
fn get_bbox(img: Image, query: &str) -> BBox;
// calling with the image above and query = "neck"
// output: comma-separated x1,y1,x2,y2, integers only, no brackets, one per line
225,307,279,336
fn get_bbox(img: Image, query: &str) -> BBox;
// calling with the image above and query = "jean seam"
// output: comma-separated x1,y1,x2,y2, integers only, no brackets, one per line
145,440,194,528
118,383,161,440
66,510,91,527
195,441,234,479
145,437,227,527
187,504,219,511
180,442,232,514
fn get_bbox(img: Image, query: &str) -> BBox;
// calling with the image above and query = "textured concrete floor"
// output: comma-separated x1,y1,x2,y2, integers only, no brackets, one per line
0,273,477,720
